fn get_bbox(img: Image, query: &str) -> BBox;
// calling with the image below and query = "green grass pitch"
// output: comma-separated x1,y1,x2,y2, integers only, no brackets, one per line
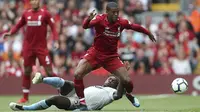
0,95,200,112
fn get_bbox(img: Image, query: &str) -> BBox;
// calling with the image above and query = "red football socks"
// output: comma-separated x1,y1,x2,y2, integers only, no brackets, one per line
74,79,85,98
22,75,31,99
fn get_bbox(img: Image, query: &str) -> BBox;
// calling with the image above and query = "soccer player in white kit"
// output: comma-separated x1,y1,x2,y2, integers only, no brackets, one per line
83,75,124,110
9,72,140,111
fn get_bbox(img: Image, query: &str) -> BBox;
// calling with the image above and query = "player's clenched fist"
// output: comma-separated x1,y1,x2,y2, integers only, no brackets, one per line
88,10,97,21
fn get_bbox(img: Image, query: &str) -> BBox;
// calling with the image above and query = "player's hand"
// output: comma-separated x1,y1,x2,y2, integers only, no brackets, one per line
53,41,59,50
124,61,130,71
148,33,156,42
88,10,97,21
2,32,11,39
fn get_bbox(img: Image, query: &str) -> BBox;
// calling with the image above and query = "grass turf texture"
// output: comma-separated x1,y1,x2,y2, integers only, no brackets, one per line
0,95,199,112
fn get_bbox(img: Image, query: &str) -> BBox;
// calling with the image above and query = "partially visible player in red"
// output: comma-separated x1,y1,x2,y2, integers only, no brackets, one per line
3,0,59,103
74,2,156,105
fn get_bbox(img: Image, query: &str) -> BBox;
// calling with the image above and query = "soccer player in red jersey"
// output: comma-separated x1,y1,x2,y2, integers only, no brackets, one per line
74,2,156,105
3,0,59,103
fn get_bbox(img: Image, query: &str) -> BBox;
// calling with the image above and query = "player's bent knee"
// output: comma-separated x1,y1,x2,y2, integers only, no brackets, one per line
47,96,71,110
24,66,32,75
24,69,32,75
46,96,57,105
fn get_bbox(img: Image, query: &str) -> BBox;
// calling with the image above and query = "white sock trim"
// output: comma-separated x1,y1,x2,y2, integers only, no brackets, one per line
23,89,30,93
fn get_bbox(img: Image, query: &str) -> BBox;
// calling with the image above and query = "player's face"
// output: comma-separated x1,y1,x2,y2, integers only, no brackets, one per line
107,8,119,23
30,0,40,9
104,76,119,89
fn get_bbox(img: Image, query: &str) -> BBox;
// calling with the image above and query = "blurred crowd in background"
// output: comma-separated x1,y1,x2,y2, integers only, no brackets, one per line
1,0,200,77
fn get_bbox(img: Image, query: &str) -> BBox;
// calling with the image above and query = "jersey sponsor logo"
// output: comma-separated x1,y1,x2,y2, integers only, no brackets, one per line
103,27,121,37
27,21,42,26
27,15,43,26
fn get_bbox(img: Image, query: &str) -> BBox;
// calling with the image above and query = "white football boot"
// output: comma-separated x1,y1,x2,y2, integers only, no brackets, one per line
9,102,23,111
32,72,43,84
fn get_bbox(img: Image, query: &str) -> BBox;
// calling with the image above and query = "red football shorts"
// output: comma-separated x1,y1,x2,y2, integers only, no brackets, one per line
83,47,124,72
23,49,52,67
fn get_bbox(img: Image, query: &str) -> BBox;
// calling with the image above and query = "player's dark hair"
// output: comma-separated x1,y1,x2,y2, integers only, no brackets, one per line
108,74,119,83
106,2,118,11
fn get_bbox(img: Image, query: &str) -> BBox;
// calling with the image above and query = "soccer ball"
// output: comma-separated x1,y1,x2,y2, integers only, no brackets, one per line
171,78,188,94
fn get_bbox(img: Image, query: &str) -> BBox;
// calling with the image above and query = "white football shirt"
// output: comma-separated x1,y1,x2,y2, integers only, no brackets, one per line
84,86,117,110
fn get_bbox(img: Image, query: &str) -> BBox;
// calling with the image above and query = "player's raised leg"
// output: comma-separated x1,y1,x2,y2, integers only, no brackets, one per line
32,72,64,88
74,59,93,100
32,72,74,96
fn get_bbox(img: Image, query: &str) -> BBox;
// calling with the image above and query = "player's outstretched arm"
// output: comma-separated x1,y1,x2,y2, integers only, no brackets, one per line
113,79,124,100
9,12,26,36
82,10,99,29
122,20,156,42
2,15,26,39
130,24,156,42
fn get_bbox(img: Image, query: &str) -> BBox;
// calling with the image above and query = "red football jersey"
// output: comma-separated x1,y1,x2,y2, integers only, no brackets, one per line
10,9,58,51
83,14,150,58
